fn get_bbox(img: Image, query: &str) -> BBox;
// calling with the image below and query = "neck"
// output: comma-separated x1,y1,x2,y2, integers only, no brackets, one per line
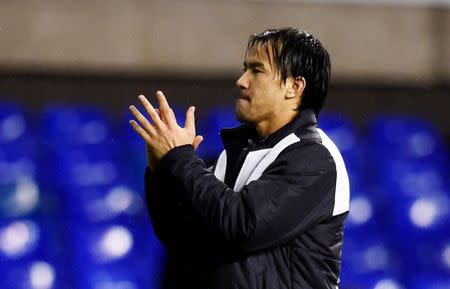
255,109,299,138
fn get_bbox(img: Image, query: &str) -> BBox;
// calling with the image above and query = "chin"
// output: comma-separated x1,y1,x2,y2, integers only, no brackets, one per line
235,110,253,124
235,114,247,124
235,106,245,120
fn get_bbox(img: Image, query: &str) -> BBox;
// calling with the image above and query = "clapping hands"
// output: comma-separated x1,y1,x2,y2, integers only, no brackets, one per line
129,91,203,171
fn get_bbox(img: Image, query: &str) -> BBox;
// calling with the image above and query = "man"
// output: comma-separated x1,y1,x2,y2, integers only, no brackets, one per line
129,27,350,289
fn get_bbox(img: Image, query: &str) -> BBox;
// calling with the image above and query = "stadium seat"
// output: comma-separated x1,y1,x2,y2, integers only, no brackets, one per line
36,144,123,192
388,193,449,275
409,274,450,289
367,115,447,167
374,159,445,203
341,234,398,279
68,222,163,289
64,183,147,224
341,272,405,289
0,219,69,289
345,192,380,236
0,155,36,185
319,112,363,171
0,103,28,146
0,103,37,165
0,260,62,289
40,105,116,156
0,176,41,219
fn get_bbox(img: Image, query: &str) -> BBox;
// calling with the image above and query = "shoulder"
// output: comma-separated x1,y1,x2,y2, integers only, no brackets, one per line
277,139,336,172
274,128,341,173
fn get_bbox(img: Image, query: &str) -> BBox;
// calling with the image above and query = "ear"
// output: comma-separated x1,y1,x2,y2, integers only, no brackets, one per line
285,76,306,99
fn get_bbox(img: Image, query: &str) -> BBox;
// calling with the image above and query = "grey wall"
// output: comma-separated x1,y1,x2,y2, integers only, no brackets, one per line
0,1,448,84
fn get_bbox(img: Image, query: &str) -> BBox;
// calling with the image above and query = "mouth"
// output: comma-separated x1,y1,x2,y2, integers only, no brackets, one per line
238,94,251,101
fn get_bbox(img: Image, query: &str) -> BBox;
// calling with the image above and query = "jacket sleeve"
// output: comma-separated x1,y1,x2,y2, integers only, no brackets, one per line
146,161,224,252
145,167,181,248
157,142,337,253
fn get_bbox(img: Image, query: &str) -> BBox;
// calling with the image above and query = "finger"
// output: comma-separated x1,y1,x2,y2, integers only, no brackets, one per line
129,105,157,136
155,108,165,124
193,135,203,151
129,120,152,143
156,90,171,111
185,106,196,132
155,108,173,121
156,91,178,128
138,95,165,129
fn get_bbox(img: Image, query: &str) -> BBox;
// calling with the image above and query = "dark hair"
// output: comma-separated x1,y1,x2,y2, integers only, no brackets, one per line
246,27,331,116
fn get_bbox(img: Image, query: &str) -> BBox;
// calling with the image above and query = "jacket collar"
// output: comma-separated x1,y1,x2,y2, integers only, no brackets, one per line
220,109,318,152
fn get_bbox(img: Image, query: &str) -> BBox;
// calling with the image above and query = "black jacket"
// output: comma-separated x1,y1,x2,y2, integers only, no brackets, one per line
145,109,350,289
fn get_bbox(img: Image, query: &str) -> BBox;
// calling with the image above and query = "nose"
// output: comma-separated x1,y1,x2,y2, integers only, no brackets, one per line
236,71,249,90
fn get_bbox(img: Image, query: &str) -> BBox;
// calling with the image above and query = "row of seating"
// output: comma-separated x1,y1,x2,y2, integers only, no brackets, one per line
0,102,449,289
335,113,449,289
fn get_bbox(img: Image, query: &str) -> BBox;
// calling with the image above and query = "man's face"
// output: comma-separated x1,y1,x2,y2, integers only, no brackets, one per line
235,44,288,126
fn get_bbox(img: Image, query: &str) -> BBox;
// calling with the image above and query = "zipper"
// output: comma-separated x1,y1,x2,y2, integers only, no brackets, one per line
225,140,254,187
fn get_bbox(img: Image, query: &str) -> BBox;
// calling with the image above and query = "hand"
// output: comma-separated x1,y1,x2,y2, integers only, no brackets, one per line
129,91,203,170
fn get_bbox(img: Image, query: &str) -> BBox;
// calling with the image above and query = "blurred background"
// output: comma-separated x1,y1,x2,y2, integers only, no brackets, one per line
0,0,449,289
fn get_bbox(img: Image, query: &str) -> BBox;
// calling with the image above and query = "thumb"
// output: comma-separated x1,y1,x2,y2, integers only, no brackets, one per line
193,135,204,151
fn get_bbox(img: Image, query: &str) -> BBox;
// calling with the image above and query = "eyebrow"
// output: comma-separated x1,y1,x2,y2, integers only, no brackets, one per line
243,61,265,70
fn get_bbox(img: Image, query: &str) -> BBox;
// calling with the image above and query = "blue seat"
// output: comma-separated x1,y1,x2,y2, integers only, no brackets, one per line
0,103,28,145
52,179,165,288
39,106,119,190
341,234,398,279
0,176,42,219
69,222,163,289
38,147,121,190
376,159,445,199
409,238,450,277
0,155,36,184
367,115,447,167
319,113,358,152
318,112,363,171
345,191,382,237
0,155,63,223
0,218,70,289
120,118,148,185
389,191,448,235
0,218,69,259
40,105,116,156
63,183,147,224
384,192,449,276
409,274,450,289
0,103,36,161
363,115,449,282
0,260,64,289
341,272,405,289
0,219,43,260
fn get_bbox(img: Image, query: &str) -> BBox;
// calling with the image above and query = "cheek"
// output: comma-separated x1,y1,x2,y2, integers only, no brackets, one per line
257,85,277,106
257,86,285,115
